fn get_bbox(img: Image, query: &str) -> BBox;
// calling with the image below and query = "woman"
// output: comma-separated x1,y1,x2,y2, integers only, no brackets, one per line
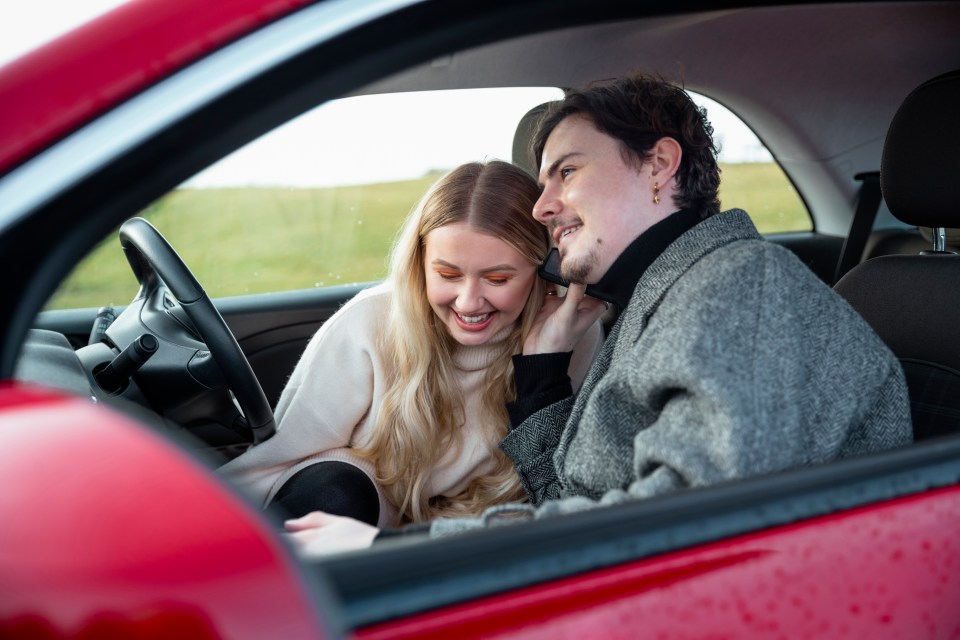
221,160,603,528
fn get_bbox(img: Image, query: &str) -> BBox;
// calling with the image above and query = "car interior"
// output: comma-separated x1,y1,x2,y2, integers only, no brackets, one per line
20,2,960,449
5,0,960,628
834,69,960,441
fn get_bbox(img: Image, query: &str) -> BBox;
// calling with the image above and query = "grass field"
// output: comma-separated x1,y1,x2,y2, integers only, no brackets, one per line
46,163,809,310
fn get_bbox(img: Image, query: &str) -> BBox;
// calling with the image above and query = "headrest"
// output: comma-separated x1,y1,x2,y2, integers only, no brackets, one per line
881,70,960,228
919,226,960,246
512,102,550,179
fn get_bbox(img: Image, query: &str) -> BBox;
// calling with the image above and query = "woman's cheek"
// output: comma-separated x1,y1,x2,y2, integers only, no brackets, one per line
501,282,531,318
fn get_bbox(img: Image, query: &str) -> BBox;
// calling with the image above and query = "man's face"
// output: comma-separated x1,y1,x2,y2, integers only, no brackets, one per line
533,115,659,284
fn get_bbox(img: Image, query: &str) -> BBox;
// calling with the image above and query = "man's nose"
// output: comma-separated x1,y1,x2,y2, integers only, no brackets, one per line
532,186,559,224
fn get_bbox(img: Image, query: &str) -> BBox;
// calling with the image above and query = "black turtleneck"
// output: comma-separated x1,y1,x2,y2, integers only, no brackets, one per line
506,208,704,428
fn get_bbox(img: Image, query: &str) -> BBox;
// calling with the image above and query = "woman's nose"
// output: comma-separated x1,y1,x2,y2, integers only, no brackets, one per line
456,279,484,310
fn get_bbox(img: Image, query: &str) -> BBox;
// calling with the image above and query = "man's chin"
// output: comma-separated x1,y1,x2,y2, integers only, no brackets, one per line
561,257,596,284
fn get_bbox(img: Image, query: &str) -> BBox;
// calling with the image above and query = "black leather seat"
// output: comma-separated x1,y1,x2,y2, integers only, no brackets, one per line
835,70,960,440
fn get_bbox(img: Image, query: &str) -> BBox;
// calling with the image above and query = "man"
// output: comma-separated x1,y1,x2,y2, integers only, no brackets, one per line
480,74,912,520
284,74,912,551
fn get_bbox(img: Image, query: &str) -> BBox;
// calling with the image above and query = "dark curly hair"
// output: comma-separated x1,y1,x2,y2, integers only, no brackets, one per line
532,74,721,217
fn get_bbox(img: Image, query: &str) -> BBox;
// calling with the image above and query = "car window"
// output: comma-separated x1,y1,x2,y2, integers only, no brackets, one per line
45,88,808,310
700,94,811,235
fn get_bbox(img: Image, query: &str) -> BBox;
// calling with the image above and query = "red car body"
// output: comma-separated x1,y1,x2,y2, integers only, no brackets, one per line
5,379,960,637
2,1,959,638
0,384,331,640
0,0,312,174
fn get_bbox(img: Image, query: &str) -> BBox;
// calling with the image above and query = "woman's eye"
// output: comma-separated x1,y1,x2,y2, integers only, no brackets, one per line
437,271,461,281
485,276,510,286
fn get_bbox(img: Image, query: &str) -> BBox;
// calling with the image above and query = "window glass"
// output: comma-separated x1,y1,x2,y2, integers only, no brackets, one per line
699,95,810,234
46,88,809,310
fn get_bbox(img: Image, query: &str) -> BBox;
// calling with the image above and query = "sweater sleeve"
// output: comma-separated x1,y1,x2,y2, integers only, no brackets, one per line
561,244,836,502
505,318,603,427
218,285,389,516
499,319,605,503
551,244,909,508
499,396,575,505
506,352,574,428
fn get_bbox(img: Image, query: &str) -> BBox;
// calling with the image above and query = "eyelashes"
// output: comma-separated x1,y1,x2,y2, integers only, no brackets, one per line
435,271,512,285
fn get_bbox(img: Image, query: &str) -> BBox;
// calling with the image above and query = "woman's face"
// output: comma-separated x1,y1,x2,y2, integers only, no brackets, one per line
423,222,538,347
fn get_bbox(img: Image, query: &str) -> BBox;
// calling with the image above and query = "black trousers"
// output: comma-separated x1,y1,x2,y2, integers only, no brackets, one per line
270,460,380,525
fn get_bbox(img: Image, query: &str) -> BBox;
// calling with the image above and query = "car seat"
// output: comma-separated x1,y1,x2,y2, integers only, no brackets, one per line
512,101,550,179
834,70,960,440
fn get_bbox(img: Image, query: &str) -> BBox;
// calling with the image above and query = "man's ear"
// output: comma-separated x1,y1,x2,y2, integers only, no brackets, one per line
649,137,682,181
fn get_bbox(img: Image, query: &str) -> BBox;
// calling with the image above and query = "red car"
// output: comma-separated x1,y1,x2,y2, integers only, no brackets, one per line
2,1,960,638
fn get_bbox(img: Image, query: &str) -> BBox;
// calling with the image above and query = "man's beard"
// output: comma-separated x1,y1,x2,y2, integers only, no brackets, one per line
560,243,601,284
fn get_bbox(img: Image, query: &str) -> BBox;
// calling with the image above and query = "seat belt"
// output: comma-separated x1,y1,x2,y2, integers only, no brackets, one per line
833,171,882,284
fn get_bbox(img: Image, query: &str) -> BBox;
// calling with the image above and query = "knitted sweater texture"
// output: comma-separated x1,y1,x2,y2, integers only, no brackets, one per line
220,283,602,527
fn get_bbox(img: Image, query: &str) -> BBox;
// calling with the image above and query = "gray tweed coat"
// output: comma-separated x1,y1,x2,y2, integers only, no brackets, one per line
430,209,912,536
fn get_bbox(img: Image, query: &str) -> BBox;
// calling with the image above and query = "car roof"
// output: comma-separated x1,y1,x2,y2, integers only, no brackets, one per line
3,1,957,235
356,2,960,234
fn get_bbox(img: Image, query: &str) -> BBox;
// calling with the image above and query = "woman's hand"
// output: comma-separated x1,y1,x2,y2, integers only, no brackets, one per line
284,511,380,557
524,283,608,355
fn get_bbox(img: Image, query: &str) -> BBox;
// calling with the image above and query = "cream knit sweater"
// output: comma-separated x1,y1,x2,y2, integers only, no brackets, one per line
220,283,602,527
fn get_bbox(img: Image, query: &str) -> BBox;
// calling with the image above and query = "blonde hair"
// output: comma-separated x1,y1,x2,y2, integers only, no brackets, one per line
355,161,548,522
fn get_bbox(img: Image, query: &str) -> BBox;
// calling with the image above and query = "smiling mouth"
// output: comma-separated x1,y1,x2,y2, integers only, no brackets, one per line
555,224,582,245
454,311,494,331
457,312,491,323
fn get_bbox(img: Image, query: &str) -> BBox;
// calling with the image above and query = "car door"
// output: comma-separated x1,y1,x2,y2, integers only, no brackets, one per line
4,1,960,638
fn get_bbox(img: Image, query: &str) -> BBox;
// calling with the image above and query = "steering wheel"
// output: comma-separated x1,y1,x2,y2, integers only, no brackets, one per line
109,217,276,444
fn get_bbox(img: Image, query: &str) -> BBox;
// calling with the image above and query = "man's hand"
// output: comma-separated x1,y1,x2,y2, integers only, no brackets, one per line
284,511,380,557
524,283,608,354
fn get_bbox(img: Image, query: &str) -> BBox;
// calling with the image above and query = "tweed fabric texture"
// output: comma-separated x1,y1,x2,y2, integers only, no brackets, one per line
431,209,912,537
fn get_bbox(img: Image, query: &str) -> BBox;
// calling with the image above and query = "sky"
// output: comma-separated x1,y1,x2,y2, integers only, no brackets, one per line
1,1,772,188
0,0,128,66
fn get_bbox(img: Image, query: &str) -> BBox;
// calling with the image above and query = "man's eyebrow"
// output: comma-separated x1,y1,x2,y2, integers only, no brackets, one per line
540,151,584,185
431,258,518,273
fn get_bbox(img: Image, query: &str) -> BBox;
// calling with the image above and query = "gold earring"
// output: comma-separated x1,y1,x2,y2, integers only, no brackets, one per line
652,182,660,205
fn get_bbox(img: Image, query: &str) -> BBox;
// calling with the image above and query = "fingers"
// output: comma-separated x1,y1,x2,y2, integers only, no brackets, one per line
560,283,608,336
541,284,563,310
581,298,609,328
562,283,608,316
564,282,588,306
554,283,585,322
282,513,381,558
524,282,606,353
284,510,338,531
